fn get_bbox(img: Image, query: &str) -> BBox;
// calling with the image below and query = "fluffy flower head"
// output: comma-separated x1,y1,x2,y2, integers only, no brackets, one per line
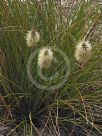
74,40,92,64
25,29,40,47
38,47,53,69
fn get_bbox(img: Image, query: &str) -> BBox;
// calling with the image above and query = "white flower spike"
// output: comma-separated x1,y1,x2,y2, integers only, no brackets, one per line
38,47,53,69
74,40,92,64
25,29,40,47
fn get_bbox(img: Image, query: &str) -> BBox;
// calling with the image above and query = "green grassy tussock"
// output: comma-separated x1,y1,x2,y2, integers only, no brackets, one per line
0,0,102,135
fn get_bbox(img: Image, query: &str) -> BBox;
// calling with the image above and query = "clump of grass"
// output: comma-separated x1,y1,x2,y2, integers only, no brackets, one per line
0,0,102,135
